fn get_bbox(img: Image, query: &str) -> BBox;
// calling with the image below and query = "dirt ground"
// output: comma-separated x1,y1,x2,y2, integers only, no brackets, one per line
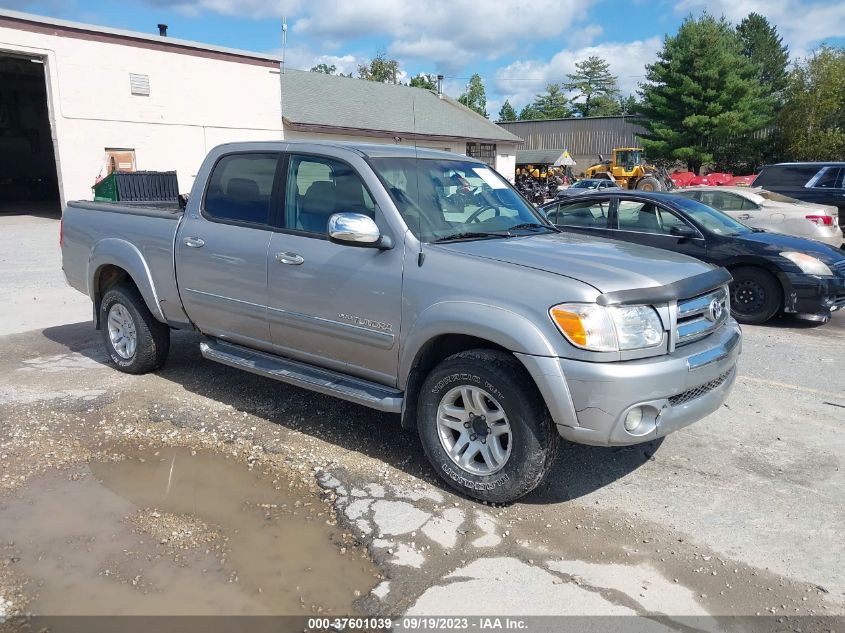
1,211,843,632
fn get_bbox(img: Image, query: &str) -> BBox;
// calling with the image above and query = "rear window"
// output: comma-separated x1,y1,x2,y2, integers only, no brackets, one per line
204,153,278,225
754,165,825,188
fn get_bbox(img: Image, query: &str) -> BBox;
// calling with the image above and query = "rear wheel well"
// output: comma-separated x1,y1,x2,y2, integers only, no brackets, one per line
93,265,138,328
400,334,510,430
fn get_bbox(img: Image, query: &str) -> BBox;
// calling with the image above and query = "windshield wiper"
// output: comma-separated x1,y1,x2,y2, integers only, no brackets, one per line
430,231,511,243
508,222,560,233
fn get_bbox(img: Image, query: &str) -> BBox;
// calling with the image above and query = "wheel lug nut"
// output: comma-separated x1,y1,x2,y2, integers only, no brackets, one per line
463,421,471,428
470,434,477,441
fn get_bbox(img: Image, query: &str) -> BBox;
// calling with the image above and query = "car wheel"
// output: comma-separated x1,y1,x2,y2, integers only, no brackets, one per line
729,267,782,324
100,283,170,374
417,349,558,503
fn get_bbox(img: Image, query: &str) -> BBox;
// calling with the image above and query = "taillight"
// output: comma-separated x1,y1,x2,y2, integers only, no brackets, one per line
806,215,834,227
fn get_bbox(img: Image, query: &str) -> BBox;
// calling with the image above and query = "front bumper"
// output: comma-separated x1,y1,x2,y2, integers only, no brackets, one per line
779,272,845,317
517,322,742,447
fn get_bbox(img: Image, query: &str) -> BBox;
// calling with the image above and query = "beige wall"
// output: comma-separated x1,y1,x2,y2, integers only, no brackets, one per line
0,25,283,203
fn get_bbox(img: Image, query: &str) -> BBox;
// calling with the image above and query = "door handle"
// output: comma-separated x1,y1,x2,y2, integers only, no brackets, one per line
183,237,205,248
737,214,752,220
275,251,304,265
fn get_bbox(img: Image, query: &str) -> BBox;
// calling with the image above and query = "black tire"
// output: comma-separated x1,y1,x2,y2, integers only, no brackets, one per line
417,349,559,503
636,176,663,192
99,283,170,374
729,267,782,324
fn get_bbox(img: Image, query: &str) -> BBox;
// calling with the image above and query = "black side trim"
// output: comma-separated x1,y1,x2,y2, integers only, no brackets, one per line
67,200,182,220
596,268,733,306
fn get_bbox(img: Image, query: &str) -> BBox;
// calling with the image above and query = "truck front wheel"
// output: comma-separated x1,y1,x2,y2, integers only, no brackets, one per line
99,283,170,374
417,349,558,503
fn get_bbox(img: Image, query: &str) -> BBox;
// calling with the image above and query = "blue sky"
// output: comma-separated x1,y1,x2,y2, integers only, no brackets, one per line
3,0,844,116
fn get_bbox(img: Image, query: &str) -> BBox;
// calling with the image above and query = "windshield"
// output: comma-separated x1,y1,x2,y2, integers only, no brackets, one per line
672,196,752,236
370,157,552,242
757,190,801,204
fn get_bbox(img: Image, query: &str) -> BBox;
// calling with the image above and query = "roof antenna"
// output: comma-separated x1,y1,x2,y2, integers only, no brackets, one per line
412,97,425,267
281,17,287,74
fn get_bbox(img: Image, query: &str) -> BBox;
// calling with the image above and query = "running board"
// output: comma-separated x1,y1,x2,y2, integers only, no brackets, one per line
199,339,403,413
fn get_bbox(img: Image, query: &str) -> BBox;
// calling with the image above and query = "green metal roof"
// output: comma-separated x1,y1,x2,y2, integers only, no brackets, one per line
280,70,522,144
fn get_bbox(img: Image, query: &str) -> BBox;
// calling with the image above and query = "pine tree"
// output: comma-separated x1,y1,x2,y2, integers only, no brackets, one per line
458,74,488,118
498,100,517,122
564,56,620,117
518,104,542,120
737,13,789,105
638,14,774,173
532,83,571,119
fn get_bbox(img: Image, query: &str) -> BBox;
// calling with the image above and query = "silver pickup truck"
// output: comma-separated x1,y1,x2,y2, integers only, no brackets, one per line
62,141,741,502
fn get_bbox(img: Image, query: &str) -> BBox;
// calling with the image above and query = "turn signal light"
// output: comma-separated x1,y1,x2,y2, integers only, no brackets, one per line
806,215,833,226
550,307,588,346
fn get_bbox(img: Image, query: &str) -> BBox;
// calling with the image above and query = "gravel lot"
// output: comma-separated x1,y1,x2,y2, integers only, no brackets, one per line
0,211,843,629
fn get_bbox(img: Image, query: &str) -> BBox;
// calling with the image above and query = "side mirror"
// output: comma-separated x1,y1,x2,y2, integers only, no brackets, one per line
328,212,393,250
670,225,698,238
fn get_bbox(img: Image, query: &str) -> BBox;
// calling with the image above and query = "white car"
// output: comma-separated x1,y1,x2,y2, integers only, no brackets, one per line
676,186,843,247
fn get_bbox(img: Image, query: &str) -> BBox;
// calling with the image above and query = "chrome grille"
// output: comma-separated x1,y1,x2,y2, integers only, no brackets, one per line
674,286,729,347
832,259,845,276
668,369,734,407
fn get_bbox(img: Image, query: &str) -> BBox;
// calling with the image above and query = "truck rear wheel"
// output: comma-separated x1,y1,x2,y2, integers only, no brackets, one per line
417,349,558,503
99,283,170,374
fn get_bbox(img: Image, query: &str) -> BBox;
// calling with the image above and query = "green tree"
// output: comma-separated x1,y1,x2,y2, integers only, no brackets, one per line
358,51,400,83
497,99,518,121
638,14,773,174
617,94,640,114
532,83,572,119
518,104,542,120
564,56,620,117
310,63,337,74
777,46,845,161
409,73,438,90
737,13,789,105
458,73,488,118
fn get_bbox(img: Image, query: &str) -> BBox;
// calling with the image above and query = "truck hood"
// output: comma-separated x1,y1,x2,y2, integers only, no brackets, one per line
437,232,716,294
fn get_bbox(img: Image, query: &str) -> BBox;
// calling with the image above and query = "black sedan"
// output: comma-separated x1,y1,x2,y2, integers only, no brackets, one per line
541,191,845,324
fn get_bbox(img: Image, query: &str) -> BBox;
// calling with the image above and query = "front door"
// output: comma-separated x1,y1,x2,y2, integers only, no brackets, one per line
266,153,404,385
175,151,281,350
612,198,708,260
546,198,613,238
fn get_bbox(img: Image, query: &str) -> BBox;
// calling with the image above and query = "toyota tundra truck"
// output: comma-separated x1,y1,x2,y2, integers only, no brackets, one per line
61,141,742,503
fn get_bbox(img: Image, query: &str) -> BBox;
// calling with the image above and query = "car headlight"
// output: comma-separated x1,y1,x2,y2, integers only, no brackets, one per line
549,303,664,351
780,251,833,276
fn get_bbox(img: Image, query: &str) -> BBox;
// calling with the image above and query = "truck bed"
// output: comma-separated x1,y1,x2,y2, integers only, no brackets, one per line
62,200,189,327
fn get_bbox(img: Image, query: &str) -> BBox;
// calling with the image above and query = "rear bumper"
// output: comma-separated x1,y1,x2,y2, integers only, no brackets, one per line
517,322,742,447
779,272,845,317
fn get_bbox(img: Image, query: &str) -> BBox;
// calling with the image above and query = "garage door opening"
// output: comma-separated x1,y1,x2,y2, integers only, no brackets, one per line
0,53,60,216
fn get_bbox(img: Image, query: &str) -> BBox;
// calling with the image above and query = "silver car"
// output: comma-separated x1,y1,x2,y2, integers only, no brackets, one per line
676,186,843,247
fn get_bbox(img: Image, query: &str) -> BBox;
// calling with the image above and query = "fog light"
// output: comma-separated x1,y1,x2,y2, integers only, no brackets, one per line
624,407,644,432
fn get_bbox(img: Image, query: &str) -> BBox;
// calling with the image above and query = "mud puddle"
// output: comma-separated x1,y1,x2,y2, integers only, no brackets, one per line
0,446,379,615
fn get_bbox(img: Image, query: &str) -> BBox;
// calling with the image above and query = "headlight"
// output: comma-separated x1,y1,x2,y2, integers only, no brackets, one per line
780,251,833,276
549,303,664,351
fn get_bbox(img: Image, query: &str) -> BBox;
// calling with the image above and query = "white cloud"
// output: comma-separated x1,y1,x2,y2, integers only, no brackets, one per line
493,37,662,110
675,0,845,58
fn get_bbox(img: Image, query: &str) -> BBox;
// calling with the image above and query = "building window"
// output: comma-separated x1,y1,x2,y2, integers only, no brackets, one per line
466,142,496,166
129,73,150,96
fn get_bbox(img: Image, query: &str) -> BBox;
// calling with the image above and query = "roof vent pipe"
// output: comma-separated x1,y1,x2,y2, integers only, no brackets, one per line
436,74,444,98
157,23,168,37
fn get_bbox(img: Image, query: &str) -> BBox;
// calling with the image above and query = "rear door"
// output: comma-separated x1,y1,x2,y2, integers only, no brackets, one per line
265,152,404,385
546,197,613,238
612,198,708,260
696,190,769,227
176,152,282,350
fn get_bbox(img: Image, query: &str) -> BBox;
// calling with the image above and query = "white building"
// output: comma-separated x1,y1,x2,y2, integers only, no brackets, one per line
280,69,521,179
0,9,284,209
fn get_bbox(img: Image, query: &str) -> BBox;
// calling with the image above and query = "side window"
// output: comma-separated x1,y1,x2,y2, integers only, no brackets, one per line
810,167,844,189
697,191,739,211
543,203,560,224
737,195,761,210
204,153,278,225
286,155,376,235
554,200,610,228
617,200,691,235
